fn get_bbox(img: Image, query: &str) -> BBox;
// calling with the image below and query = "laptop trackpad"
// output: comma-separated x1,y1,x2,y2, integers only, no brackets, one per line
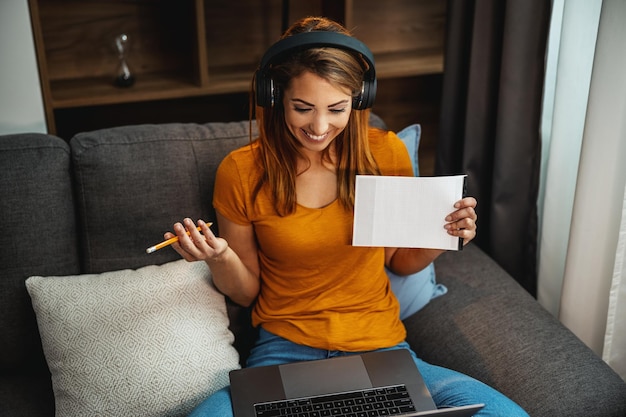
279,355,373,399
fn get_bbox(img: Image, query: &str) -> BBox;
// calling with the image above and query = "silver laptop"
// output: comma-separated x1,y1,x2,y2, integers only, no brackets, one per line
230,348,484,417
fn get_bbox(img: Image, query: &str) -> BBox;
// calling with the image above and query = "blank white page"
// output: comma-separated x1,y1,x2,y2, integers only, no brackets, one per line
352,175,467,250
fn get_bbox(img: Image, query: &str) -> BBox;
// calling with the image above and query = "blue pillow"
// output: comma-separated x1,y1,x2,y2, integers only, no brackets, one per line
387,124,447,319
396,123,421,176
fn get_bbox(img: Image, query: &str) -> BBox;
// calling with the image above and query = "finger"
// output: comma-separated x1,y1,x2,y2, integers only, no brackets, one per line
174,221,200,253
446,217,477,242
446,224,477,244
444,217,476,233
183,218,212,252
198,219,216,244
457,217,476,230
446,206,477,223
454,196,477,209
184,217,202,240
444,220,466,233
444,217,476,231
461,230,476,246
198,219,231,260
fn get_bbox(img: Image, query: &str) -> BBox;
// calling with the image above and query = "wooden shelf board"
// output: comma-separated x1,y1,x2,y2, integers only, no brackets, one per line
50,71,254,108
375,50,444,79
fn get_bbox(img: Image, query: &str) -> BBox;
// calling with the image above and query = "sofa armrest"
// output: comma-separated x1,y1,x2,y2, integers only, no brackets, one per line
0,133,80,417
403,244,626,417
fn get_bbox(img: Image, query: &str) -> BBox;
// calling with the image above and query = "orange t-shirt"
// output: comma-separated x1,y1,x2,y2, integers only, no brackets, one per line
213,128,414,351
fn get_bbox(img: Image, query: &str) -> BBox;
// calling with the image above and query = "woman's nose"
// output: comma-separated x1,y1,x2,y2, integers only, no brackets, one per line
310,113,329,135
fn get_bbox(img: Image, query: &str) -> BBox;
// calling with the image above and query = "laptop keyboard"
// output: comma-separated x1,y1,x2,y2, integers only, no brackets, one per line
254,384,417,417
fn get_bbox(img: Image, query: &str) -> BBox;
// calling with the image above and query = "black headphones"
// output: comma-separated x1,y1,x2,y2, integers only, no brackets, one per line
255,31,377,110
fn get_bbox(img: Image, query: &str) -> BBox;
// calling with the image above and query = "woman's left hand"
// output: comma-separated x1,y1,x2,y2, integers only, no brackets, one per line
444,197,478,246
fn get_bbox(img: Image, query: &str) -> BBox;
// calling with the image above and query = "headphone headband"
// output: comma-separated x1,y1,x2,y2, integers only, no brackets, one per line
255,31,377,109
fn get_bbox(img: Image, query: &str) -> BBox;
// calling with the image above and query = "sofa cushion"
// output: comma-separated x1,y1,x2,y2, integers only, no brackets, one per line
70,121,255,274
26,259,240,417
405,244,626,416
0,133,79,380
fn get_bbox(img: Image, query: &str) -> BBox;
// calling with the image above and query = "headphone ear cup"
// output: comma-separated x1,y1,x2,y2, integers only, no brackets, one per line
269,79,279,107
352,82,365,110
255,70,269,107
256,71,279,108
352,78,377,110
364,78,377,109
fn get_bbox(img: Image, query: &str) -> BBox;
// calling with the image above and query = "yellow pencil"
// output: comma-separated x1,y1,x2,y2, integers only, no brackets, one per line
145,223,212,254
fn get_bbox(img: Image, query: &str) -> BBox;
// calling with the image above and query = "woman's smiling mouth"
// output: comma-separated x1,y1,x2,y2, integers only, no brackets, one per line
302,129,328,141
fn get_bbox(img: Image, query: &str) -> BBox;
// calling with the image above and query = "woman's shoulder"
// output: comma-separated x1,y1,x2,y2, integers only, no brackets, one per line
226,139,259,159
367,127,406,154
217,140,262,182
220,140,259,167
367,127,413,176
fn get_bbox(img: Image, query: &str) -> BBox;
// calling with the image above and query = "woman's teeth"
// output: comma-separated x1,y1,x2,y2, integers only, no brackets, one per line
304,131,326,140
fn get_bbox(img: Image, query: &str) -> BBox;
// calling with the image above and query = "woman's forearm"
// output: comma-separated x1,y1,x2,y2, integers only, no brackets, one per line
206,246,260,307
387,247,444,276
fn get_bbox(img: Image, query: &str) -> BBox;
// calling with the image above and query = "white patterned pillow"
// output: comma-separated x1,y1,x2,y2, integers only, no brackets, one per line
26,259,240,417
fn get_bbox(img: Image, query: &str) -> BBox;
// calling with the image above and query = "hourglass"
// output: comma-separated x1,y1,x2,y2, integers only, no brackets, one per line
113,34,135,87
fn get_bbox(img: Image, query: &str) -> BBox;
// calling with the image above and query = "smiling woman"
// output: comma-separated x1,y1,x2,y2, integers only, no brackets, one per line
162,16,523,417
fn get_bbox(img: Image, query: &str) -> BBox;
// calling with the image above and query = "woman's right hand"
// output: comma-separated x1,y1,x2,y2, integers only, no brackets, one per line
167,214,261,307
165,218,228,263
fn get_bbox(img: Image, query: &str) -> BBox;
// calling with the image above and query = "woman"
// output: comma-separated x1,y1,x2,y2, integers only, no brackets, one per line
167,16,528,417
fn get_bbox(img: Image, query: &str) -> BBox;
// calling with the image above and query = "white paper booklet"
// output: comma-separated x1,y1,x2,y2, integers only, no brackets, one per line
352,174,467,250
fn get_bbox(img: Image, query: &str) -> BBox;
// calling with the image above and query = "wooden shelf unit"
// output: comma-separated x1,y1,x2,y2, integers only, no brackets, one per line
28,0,446,139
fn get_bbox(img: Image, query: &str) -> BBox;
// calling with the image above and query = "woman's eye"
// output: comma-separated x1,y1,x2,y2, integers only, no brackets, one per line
293,107,346,114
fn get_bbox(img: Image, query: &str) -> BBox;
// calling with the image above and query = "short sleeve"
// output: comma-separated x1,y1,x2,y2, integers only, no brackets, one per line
368,128,414,177
387,131,415,177
212,152,251,225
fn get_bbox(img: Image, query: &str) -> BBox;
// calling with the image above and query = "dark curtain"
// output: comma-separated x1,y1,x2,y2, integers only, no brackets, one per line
436,0,551,296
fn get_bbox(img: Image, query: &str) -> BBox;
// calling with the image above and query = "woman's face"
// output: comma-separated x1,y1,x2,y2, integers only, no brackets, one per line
282,71,352,155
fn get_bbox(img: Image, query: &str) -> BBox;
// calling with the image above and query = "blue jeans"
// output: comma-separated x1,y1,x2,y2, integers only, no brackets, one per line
189,328,528,417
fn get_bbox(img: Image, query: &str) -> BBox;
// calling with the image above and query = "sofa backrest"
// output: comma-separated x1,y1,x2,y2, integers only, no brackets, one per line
0,133,80,374
70,121,256,273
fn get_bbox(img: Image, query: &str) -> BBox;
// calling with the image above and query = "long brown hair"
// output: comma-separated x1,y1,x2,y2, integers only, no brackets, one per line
252,17,380,216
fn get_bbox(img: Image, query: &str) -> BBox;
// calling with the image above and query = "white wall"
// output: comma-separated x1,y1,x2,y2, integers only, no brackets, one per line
0,1,47,135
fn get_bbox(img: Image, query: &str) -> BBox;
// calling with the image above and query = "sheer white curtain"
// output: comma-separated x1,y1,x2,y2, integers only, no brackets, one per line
537,0,601,318
538,0,626,380
605,185,626,379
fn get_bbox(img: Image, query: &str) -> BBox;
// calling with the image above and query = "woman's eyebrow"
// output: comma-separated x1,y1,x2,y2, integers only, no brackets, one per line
291,98,315,106
290,98,350,107
328,99,350,108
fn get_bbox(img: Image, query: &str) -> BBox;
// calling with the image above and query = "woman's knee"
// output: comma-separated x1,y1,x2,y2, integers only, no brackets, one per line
414,359,528,417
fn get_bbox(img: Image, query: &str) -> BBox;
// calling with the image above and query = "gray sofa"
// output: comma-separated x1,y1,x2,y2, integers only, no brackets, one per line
1,120,625,417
